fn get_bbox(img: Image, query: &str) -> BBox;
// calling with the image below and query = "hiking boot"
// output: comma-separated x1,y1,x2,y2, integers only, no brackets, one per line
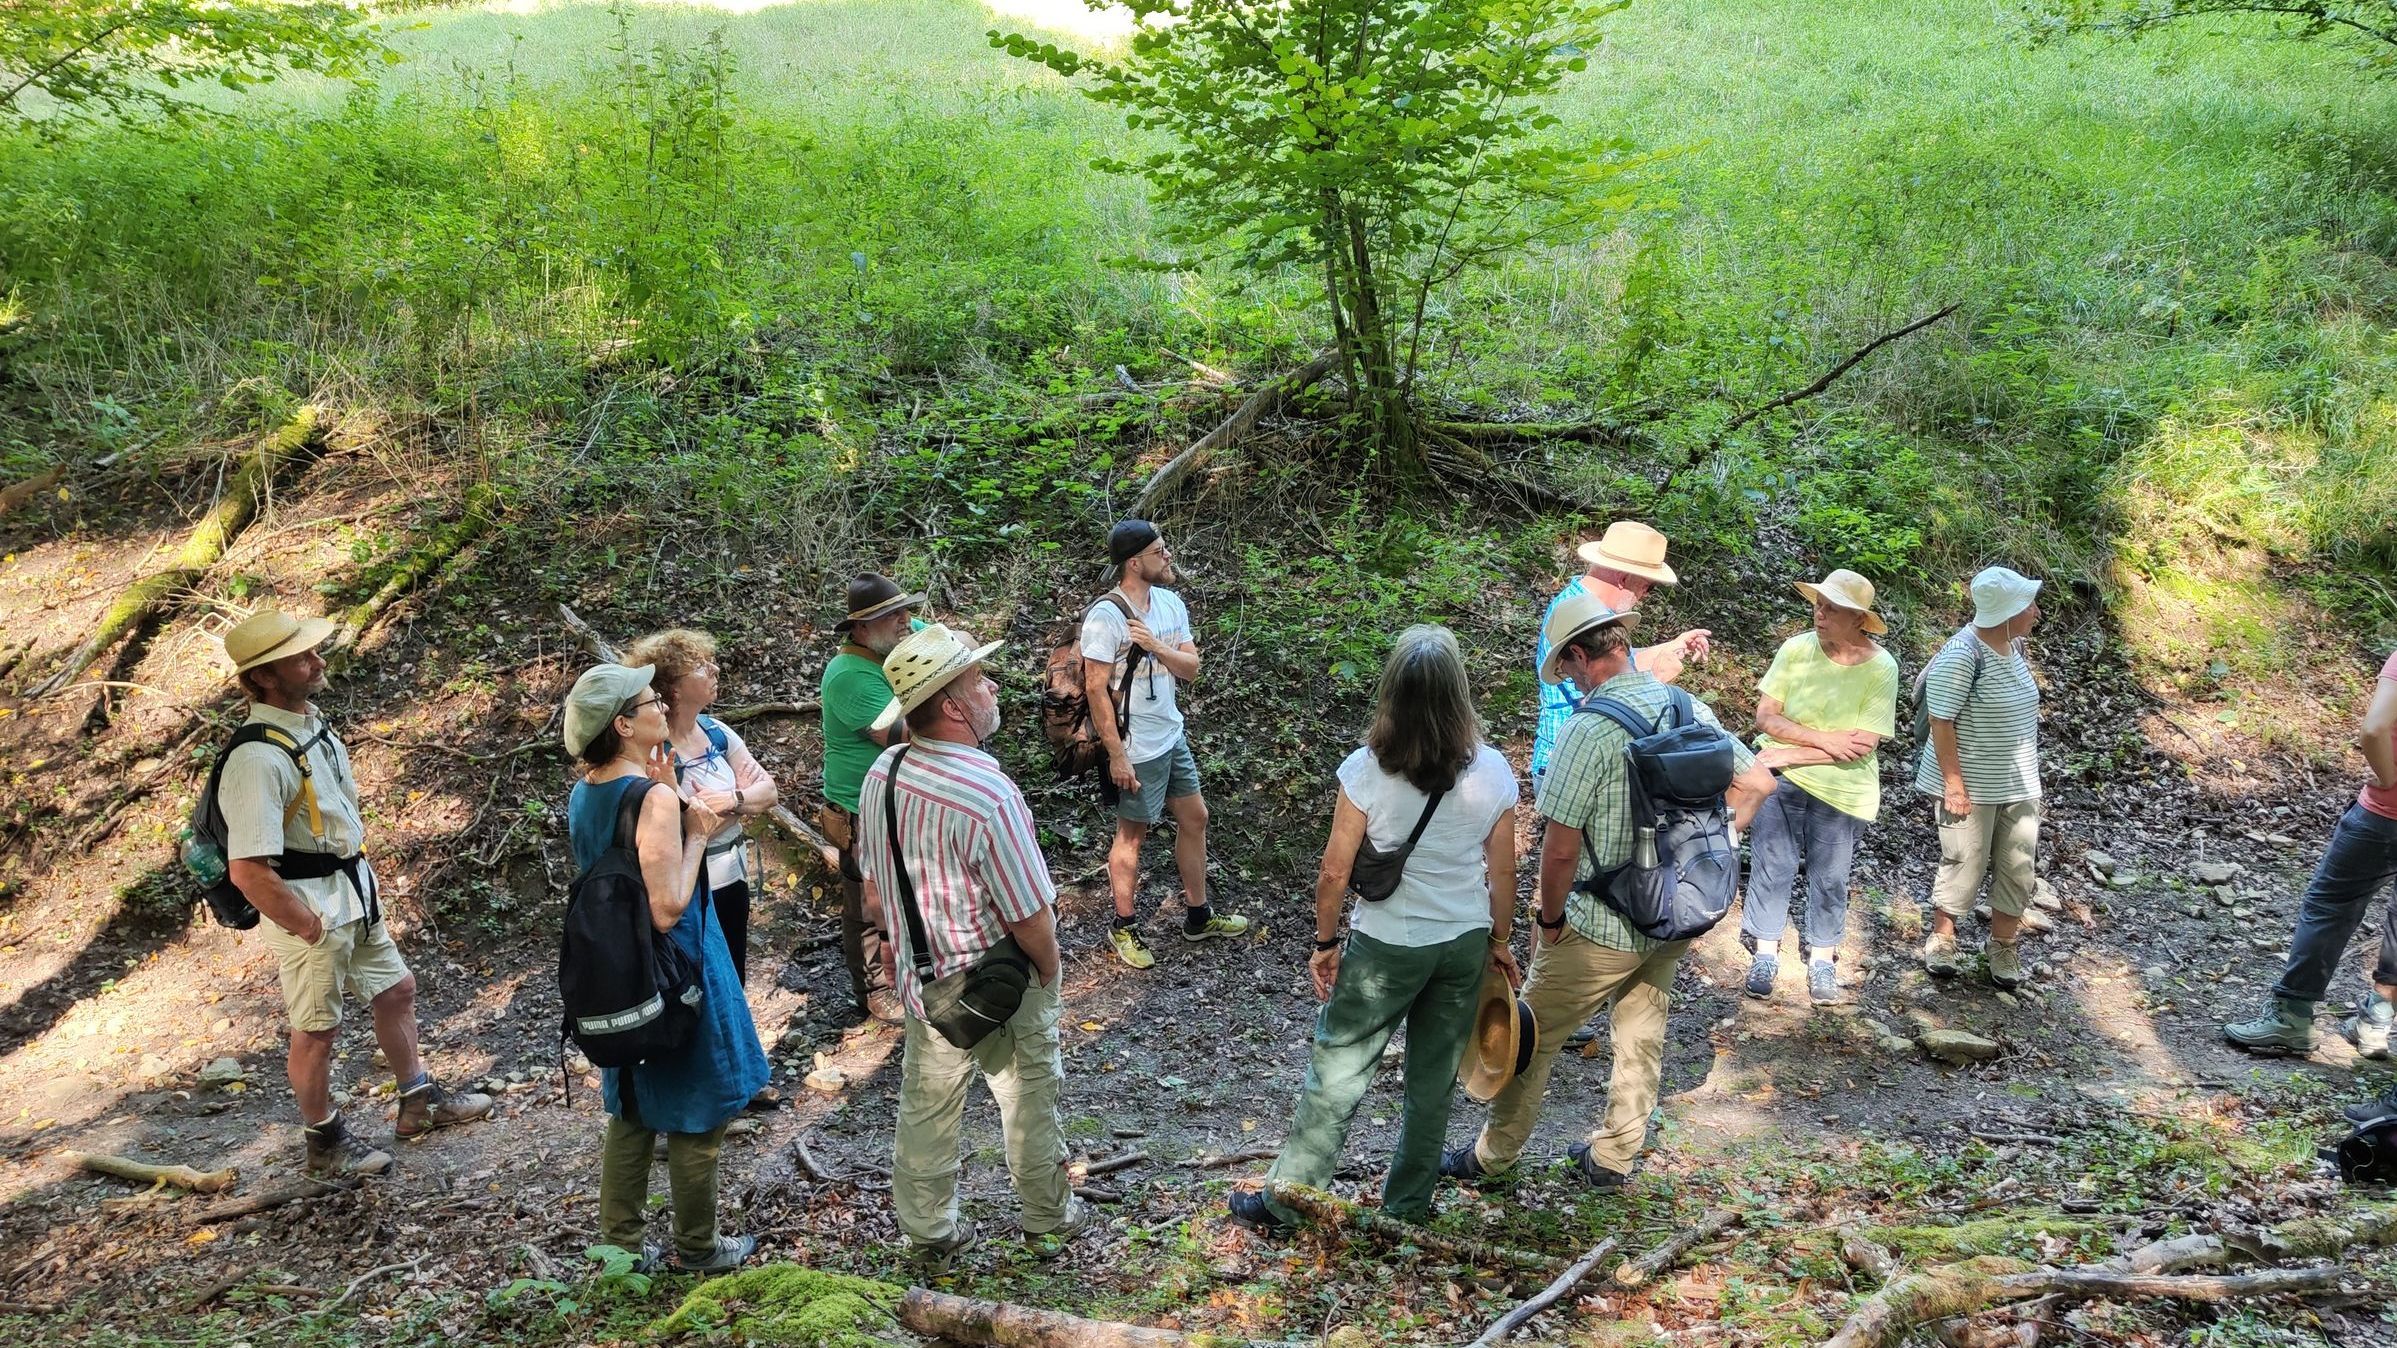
1808,961,1842,1005
864,988,905,1025
1440,1144,1493,1182
1921,932,1965,978
394,1079,495,1140
1182,909,1252,943
745,1086,785,1112
1225,1189,1295,1236
1562,1019,1601,1050
1109,926,1156,969
2351,994,2394,1060
2341,1084,2397,1125
1566,1143,1631,1190
1027,1197,1094,1257
2222,998,2317,1057
1985,941,2025,991
668,1234,757,1275
1744,953,1779,999
915,1219,980,1273
304,1113,393,1179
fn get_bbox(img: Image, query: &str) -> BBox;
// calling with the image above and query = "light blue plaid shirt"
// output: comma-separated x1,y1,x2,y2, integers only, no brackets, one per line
1530,578,1589,780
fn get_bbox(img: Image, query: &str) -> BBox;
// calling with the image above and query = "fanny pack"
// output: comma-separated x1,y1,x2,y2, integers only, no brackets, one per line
1348,788,1444,902
703,832,758,892
882,746,1034,1049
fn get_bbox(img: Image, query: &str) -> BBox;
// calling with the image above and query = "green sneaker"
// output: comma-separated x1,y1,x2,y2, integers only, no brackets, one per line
1182,910,1252,943
1110,926,1156,970
1921,932,1965,978
2222,998,2316,1056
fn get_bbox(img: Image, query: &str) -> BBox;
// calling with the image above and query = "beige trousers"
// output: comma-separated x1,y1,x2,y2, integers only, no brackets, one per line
892,979,1071,1244
1473,926,1687,1177
1929,799,2041,919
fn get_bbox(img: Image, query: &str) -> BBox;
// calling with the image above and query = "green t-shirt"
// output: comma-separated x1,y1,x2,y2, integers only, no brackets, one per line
1754,632,1900,821
818,621,925,811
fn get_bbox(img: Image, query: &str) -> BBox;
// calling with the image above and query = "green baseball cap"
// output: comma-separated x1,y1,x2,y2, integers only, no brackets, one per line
562,662,656,756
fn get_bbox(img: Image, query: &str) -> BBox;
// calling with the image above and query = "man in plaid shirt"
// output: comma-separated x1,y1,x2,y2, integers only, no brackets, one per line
1450,593,1775,1189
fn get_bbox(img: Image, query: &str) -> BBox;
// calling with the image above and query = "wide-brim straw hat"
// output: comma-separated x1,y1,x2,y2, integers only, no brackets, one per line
1794,569,1888,635
835,573,928,633
1970,566,2043,629
870,623,1004,731
222,609,337,679
1538,590,1640,686
1574,520,1677,586
1459,965,1539,1103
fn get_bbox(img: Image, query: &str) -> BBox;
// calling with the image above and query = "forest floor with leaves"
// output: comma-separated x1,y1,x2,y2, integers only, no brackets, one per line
0,433,2392,1347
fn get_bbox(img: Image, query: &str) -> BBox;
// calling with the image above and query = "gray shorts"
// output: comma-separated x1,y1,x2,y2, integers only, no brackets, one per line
1118,736,1201,825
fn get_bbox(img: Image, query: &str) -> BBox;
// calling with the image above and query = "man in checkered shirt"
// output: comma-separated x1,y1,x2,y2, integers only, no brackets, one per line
1448,593,1776,1189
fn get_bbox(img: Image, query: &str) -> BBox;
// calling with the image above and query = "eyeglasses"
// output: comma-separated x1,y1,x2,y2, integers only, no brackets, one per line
624,695,665,715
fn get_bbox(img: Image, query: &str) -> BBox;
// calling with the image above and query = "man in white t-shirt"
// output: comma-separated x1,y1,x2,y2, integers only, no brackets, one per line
1079,520,1251,969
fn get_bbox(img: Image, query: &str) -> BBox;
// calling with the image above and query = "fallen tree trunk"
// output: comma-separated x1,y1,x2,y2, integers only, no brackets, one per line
1466,1237,1619,1347
1133,351,1338,516
1823,1261,2340,1348
28,408,325,698
900,1286,1285,1347
1264,1181,1562,1275
62,1150,237,1194
0,465,64,518
716,701,820,724
192,1177,355,1223
327,482,500,656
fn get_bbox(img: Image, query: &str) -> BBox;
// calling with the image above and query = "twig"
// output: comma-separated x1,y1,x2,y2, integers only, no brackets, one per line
355,733,554,764
1713,303,1961,446
1970,1132,2066,1148
1180,1146,1280,1170
1612,1208,1741,1288
1467,1236,1620,1346
1070,1150,1151,1179
192,1177,355,1223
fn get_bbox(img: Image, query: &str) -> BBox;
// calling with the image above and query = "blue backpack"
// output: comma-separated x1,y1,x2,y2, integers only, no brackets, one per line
1574,687,1740,942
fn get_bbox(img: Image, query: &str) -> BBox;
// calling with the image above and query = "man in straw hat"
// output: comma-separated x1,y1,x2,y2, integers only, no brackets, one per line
1446,594,1774,1190
855,624,1088,1261
1530,521,1713,792
1740,570,1901,1005
215,609,493,1179
817,573,927,1023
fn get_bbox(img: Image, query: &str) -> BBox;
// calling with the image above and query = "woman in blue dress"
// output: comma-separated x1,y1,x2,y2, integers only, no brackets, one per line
561,661,769,1273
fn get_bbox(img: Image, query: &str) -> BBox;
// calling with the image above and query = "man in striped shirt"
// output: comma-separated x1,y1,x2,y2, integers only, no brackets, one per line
856,623,1085,1262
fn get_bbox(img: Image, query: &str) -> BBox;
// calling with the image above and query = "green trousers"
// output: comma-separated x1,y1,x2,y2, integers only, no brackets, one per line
599,1114,728,1264
1264,927,1487,1222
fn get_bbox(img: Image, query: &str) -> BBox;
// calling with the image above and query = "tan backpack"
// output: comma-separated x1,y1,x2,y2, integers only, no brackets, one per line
1040,592,1139,781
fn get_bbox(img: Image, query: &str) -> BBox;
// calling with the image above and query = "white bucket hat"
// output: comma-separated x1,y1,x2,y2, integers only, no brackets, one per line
1794,569,1887,635
1970,566,2043,629
871,623,1004,731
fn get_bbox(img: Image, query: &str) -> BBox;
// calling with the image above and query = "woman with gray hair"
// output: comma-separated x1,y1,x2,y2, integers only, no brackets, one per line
1230,625,1521,1233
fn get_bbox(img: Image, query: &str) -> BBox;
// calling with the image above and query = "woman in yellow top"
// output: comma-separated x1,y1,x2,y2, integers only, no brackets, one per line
1742,570,1901,1004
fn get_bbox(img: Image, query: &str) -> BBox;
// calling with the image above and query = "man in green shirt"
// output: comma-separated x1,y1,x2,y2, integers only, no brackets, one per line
820,573,925,1023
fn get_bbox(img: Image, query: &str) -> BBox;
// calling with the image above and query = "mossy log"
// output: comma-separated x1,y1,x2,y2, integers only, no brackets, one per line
902,1287,1281,1347
1263,1180,1564,1275
327,482,499,656
28,408,324,698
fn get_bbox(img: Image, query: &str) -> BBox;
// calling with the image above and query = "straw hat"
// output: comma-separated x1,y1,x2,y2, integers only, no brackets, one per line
221,609,336,680
1538,590,1640,686
1969,566,2043,629
834,573,927,633
1574,521,1677,586
1459,965,1539,1103
1794,569,1888,635
870,623,1004,732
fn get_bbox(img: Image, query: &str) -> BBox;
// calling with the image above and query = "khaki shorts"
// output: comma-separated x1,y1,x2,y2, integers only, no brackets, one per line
260,918,412,1033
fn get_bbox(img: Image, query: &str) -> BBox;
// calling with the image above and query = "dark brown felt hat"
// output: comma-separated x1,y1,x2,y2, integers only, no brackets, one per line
834,573,926,633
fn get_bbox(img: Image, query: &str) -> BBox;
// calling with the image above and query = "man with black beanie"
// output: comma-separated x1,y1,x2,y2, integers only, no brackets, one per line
1080,520,1250,968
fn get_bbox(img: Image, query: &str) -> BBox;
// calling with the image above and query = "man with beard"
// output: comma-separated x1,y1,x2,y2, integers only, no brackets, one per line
856,623,1087,1262
818,573,922,1023
1081,520,1250,969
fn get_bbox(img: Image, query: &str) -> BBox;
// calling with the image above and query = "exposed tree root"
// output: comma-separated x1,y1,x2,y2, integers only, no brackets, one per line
1133,350,1338,516
1263,1181,1563,1275
28,408,325,698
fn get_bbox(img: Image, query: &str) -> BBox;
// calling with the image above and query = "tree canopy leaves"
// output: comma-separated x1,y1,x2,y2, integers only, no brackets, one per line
1,0,392,125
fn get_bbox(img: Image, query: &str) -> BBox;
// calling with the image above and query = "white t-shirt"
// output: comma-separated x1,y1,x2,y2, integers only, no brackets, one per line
1079,587,1193,766
1338,743,1520,948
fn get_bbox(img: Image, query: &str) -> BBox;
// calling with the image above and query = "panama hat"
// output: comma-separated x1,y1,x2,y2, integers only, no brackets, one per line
1574,521,1678,586
1538,590,1640,686
1459,965,1539,1103
1794,569,1888,635
870,623,1004,732
834,573,928,633
1969,566,2043,629
222,609,337,680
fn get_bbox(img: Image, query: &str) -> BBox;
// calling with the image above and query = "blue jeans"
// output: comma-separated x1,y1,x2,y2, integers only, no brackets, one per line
2271,803,2397,1004
1739,783,1867,962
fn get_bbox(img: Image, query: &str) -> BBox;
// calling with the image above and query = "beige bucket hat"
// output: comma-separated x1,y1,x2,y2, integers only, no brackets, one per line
222,609,337,680
871,623,1005,732
1794,569,1888,635
1459,965,1539,1103
1574,520,1677,586
1538,590,1640,685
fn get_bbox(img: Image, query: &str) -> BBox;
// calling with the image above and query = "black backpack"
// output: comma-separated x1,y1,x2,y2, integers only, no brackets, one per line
180,722,365,930
558,780,705,1070
1575,687,1740,942
2337,1115,2397,1186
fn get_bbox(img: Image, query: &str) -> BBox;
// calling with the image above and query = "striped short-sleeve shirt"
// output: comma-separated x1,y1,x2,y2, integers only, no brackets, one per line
855,739,1057,1020
1912,628,2041,805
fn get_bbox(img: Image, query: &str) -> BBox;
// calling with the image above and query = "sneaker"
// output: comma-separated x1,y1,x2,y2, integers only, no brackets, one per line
1921,932,1965,979
1225,1189,1295,1236
2351,994,2394,1060
745,1086,785,1112
1026,1198,1094,1256
1440,1144,1490,1182
303,1113,393,1179
1744,954,1779,999
668,1233,757,1275
1807,961,1841,1005
2341,1084,2397,1125
1565,1143,1631,1190
915,1219,980,1273
1985,941,2025,990
2222,998,2317,1056
394,1079,495,1140
1182,910,1252,943
1109,926,1156,969
1562,1020,1601,1050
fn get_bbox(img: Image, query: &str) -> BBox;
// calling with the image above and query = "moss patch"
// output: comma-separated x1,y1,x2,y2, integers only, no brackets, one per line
1858,1213,2107,1262
649,1265,905,1347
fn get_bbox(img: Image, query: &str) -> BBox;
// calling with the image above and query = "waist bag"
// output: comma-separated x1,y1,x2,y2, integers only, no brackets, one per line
1349,788,1444,902
883,746,1034,1050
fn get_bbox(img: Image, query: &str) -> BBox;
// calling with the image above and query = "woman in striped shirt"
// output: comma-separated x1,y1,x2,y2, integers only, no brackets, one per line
1916,567,2044,989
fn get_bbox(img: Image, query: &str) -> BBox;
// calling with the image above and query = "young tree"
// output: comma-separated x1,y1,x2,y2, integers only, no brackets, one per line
1,0,391,126
995,0,1645,478
2032,2,2397,76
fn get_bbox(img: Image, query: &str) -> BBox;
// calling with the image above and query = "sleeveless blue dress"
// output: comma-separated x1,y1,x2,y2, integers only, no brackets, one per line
566,774,768,1134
